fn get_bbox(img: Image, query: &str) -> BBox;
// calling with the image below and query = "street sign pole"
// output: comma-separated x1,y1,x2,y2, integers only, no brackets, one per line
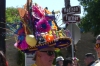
63,0,81,58
64,0,70,7
64,0,75,58
71,23,75,58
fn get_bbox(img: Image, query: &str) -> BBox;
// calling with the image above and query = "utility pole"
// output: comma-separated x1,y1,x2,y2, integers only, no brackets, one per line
0,0,6,54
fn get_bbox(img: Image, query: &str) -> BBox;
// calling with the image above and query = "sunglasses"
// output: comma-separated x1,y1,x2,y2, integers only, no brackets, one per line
40,51,55,56
95,43,100,48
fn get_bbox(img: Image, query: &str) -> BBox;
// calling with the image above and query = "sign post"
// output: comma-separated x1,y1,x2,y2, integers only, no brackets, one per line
63,0,81,58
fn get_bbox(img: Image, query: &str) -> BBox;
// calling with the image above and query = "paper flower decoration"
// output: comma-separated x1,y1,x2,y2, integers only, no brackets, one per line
32,4,45,18
20,40,28,50
45,34,54,42
14,23,24,35
36,18,51,32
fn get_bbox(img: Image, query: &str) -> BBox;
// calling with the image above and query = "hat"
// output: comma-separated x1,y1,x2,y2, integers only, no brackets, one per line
63,58,72,66
14,0,71,53
85,53,95,58
96,34,100,40
56,56,64,62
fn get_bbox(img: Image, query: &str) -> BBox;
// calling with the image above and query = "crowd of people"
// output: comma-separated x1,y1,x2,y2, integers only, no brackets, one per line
1,34,100,66
56,56,80,66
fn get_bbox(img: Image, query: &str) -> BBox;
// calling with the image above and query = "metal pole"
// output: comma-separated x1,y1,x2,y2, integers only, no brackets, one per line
25,53,27,66
0,0,6,54
64,0,74,58
71,23,74,58
64,0,71,7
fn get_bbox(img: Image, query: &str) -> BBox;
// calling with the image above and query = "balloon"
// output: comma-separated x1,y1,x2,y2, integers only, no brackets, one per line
25,35,37,47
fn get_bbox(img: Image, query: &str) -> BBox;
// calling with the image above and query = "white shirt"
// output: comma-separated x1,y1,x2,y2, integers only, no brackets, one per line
95,62,100,66
91,62,96,66
93,60,100,66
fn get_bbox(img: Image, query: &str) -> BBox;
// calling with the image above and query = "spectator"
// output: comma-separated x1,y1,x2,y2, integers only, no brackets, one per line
63,58,72,66
94,34,100,65
63,57,79,66
84,53,95,66
56,56,64,66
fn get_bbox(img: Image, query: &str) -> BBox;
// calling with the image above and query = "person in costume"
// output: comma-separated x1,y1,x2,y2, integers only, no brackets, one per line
14,0,72,66
32,47,55,66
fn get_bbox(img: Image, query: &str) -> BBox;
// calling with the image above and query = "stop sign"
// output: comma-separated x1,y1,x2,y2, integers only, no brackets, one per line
67,23,81,44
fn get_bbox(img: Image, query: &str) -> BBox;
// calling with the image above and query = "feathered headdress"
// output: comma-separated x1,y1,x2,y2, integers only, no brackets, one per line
14,0,71,53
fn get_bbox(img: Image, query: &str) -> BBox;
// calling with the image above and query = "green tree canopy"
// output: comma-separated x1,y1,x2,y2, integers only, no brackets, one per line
6,7,20,23
78,0,100,36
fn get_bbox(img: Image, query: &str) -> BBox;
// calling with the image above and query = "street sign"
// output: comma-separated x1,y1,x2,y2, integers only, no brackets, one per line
62,6,81,14
63,14,80,22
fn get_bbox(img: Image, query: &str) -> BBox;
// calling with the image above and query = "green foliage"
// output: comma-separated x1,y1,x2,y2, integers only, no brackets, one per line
6,7,20,23
17,50,25,66
55,49,63,57
53,49,63,65
78,0,100,36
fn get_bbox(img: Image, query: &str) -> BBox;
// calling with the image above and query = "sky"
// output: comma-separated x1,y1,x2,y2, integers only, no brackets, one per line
6,0,83,27
6,0,83,12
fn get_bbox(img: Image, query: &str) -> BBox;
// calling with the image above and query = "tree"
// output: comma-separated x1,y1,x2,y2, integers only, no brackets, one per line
78,0,100,36
6,7,20,23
